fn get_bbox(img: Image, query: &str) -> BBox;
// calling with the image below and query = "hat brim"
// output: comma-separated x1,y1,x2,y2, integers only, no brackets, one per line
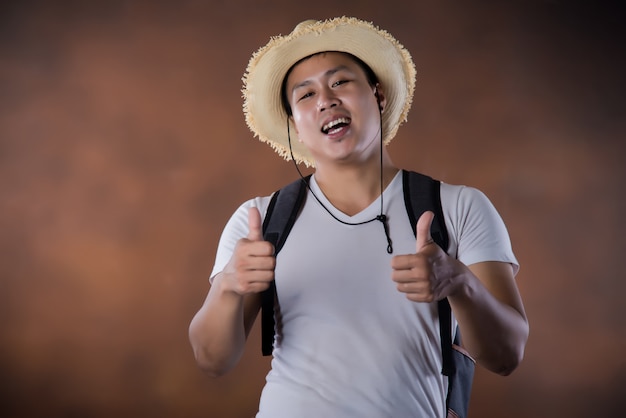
243,17,416,167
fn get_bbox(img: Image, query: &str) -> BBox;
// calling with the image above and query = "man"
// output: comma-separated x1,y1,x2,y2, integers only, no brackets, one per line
189,17,528,418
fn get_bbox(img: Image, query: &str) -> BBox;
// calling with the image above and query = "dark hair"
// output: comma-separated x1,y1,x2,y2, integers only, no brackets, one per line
280,52,379,117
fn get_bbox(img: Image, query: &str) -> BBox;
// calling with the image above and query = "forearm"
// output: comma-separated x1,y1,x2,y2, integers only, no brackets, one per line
449,263,529,376
188,275,257,377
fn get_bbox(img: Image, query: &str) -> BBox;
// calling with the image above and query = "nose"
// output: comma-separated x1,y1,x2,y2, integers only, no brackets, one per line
317,88,340,112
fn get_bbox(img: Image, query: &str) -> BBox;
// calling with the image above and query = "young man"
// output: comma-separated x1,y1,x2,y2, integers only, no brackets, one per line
189,17,528,418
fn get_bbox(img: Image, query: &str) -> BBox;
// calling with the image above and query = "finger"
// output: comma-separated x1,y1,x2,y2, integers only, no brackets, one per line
391,268,419,283
239,269,275,284
395,281,434,302
405,292,435,303
391,254,421,271
247,206,263,241
415,211,435,252
231,274,273,295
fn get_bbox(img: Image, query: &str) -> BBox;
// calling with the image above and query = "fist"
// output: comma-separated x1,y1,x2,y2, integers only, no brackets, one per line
220,207,276,295
391,211,457,302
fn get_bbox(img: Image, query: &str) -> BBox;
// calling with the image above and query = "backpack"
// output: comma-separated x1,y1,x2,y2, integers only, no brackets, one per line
260,169,475,418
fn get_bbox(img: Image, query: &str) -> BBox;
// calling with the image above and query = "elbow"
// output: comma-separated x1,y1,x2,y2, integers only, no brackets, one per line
195,356,229,378
477,322,529,376
188,326,236,378
491,326,529,376
479,343,524,376
191,345,234,378
189,336,242,378
493,348,524,376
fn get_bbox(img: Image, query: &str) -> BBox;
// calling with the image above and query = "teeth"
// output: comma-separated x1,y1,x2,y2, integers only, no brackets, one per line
322,117,350,133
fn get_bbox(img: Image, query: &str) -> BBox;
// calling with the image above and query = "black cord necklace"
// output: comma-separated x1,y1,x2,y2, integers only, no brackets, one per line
287,108,393,254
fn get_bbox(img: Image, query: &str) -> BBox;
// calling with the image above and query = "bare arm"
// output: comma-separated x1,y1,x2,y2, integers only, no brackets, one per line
188,207,275,377
391,211,528,376
450,260,528,375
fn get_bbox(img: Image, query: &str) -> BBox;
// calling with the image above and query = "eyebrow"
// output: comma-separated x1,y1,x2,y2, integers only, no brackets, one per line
290,65,353,94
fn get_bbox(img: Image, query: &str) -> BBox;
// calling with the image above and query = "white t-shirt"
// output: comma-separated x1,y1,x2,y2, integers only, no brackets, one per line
210,171,518,418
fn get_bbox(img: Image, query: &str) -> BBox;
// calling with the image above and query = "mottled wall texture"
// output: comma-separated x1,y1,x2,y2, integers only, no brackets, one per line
1,1,624,417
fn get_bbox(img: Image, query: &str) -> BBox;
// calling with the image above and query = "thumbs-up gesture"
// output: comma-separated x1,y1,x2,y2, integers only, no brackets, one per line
220,207,276,295
391,211,459,303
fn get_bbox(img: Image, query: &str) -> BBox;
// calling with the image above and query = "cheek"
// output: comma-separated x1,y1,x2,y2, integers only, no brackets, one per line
291,110,314,136
292,112,303,129
292,107,307,122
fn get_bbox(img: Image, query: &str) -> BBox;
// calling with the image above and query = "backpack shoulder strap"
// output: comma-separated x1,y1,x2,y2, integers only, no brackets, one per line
402,169,448,250
401,170,455,377
404,170,476,417
260,175,310,356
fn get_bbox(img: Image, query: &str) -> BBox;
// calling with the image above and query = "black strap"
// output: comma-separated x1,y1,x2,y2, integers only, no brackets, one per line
260,176,310,356
401,170,449,251
402,170,455,377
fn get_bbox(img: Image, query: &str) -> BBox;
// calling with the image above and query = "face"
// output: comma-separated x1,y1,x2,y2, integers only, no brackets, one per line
284,52,385,167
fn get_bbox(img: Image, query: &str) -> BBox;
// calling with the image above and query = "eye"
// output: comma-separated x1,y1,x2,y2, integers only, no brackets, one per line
297,91,314,102
332,79,349,88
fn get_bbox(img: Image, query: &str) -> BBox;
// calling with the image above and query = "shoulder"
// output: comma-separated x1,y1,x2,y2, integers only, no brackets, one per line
226,177,307,227
438,181,518,273
209,193,274,280
439,182,498,217
227,194,275,230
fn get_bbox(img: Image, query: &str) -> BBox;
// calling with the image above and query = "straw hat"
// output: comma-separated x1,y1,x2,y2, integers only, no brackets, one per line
242,16,416,167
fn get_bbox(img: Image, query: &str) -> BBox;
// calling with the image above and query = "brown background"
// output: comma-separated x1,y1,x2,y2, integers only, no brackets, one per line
1,1,624,417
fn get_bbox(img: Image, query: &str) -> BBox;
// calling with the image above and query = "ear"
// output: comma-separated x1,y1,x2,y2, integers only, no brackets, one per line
289,116,300,138
374,83,386,113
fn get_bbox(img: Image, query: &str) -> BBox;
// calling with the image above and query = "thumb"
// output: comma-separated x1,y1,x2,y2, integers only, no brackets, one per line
247,206,263,241
415,211,435,252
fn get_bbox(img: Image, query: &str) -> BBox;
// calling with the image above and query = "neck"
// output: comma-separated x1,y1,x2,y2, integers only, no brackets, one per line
313,153,398,216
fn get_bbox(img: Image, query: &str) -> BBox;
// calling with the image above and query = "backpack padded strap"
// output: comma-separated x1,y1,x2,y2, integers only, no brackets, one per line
402,170,448,250
402,170,455,377
260,176,310,356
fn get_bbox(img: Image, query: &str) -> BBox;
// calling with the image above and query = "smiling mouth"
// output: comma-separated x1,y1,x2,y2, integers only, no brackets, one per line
321,117,351,134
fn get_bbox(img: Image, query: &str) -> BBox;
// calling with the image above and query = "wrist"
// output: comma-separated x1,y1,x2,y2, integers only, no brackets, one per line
449,262,478,301
212,272,245,301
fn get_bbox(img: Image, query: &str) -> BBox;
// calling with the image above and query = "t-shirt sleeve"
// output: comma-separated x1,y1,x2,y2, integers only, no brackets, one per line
209,195,273,282
441,183,519,276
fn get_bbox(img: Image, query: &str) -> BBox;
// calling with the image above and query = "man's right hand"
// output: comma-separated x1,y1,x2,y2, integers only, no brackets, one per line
219,207,276,295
